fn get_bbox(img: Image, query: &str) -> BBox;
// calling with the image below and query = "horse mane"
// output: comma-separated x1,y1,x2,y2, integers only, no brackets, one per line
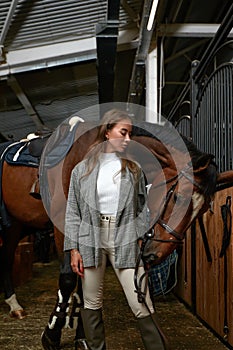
133,121,183,148
133,121,217,197
133,121,214,165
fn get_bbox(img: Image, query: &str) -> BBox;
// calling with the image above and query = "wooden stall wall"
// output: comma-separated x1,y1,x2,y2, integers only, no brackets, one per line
175,188,233,347
175,229,193,308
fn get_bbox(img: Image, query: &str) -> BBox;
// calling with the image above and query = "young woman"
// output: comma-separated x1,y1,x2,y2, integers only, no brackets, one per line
64,109,166,350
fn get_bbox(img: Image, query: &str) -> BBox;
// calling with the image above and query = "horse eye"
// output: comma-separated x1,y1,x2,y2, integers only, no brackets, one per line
174,193,182,204
174,193,190,206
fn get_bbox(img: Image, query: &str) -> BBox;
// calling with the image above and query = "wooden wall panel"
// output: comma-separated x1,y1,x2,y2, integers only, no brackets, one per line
176,188,233,347
174,228,192,307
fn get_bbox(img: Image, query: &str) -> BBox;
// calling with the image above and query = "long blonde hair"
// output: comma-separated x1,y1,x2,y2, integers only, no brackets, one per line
82,109,140,181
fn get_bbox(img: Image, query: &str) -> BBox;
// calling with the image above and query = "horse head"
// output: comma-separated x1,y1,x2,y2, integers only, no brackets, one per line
130,123,220,267
143,153,217,266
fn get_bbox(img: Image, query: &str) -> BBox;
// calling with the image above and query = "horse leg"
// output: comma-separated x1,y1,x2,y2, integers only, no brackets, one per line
70,278,87,350
41,252,87,350
0,224,27,319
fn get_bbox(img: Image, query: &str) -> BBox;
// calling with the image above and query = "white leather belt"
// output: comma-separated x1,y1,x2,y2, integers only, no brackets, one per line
100,215,116,223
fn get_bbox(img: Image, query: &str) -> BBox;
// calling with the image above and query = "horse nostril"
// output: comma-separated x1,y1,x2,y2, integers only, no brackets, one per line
143,253,157,265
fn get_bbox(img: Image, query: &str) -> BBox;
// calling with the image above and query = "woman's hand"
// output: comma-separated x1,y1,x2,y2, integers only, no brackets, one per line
137,238,143,248
70,249,84,277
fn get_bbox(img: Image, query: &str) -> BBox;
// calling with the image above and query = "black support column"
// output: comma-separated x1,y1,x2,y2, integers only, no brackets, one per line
96,0,120,110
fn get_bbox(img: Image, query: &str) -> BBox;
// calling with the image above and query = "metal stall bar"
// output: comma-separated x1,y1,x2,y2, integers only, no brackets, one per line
192,63,233,172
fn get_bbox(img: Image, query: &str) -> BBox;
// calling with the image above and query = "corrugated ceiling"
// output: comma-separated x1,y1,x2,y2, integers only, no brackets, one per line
2,0,141,50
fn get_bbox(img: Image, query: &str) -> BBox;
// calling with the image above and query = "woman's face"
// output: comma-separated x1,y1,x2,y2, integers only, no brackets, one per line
105,118,132,153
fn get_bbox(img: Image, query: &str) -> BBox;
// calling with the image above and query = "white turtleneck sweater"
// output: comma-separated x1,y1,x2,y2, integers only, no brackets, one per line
97,152,121,216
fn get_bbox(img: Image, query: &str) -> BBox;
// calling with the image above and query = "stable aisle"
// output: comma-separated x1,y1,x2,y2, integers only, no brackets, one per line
0,259,229,350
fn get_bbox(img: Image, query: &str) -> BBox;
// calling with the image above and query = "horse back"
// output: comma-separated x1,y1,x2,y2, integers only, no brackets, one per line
2,162,49,230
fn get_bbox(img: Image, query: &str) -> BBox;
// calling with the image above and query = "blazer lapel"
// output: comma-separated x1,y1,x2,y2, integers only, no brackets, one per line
81,163,99,209
117,168,134,213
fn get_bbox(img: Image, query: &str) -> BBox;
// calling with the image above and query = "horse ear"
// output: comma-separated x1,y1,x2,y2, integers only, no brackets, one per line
217,170,233,184
193,154,214,173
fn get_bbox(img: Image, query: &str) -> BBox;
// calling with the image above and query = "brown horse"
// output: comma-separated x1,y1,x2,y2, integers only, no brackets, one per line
0,115,232,349
0,143,52,319
40,118,233,350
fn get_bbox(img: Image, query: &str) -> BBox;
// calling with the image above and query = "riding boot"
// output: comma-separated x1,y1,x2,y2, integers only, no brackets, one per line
137,313,169,350
80,308,106,350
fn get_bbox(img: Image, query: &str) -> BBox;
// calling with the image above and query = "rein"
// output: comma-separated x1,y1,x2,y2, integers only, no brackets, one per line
133,236,170,350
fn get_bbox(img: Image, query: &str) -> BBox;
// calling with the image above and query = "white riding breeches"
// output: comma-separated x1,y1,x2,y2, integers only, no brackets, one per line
81,216,154,318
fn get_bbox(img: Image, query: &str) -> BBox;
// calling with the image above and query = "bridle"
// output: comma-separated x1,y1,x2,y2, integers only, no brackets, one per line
147,164,203,245
134,164,204,304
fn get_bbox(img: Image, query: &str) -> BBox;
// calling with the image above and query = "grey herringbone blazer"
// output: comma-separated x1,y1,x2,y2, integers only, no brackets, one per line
64,157,147,268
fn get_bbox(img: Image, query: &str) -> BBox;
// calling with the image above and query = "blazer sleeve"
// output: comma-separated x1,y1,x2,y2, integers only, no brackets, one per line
64,167,81,251
135,168,148,239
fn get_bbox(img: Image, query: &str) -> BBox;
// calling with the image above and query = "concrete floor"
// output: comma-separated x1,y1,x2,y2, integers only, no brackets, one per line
0,259,229,350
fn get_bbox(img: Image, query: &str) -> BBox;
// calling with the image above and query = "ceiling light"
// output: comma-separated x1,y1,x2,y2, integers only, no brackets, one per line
147,0,159,31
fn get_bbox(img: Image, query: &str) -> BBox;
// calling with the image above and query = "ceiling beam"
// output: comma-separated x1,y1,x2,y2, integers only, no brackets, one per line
158,23,233,37
164,39,208,64
0,29,138,79
7,75,45,130
120,0,139,23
